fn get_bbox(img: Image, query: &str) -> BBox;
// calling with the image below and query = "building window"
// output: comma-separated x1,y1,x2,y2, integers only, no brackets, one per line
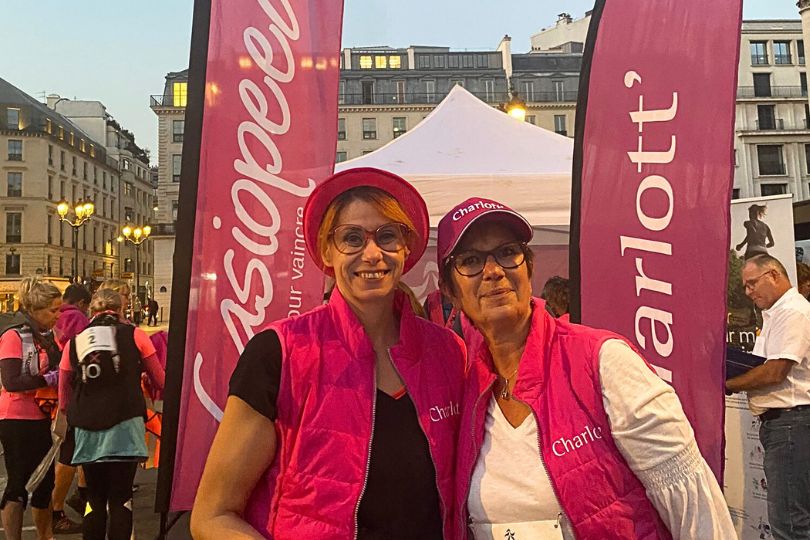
462,55,474,68
484,80,496,102
173,120,185,142
395,80,406,103
80,139,86,153
757,104,776,130
337,118,346,140
58,126,64,140
48,175,53,199
103,172,107,189
69,132,74,146
124,258,133,273
7,172,21,197
336,151,347,163
389,56,401,69
476,54,488,68
72,156,77,176
362,118,377,140
361,81,375,105
83,162,88,180
525,115,536,125
393,117,407,138
425,80,436,103
554,115,568,136
757,145,786,176
93,166,98,184
172,200,179,223
732,188,740,200
89,144,95,157
124,182,133,196
125,206,134,222
750,41,768,65
7,140,22,161
338,80,346,105
46,119,52,134
359,55,372,69
60,151,65,171
448,55,459,68
434,55,445,68
800,40,806,65
59,221,64,246
760,183,787,196
774,41,792,65
417,55,430,69
522,81,535,102
48,144,53,166
173,82,188,107
753,73,772,97
7,108,20,130
6,213,22,243
172,154,182,182
5,253,20,276
553,80,565,101
122,158,130,171
375,56,387,69
451,79,464,88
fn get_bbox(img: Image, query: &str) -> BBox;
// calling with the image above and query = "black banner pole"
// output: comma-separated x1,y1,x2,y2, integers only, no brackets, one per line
154,0,212,524
568,0,606,324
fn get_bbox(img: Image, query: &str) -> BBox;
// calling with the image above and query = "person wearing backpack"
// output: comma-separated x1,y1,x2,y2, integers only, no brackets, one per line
58,288,164,540
0,277,62,540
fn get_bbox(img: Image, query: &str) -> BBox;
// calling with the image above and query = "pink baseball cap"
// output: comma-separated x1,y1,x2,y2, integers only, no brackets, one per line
303,167,429,276
437,197,533,266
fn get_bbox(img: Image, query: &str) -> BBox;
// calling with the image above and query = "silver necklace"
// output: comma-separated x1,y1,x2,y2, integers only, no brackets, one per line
496,365,520,400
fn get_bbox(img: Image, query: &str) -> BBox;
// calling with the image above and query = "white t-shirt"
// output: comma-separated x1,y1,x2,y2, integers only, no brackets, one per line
466,339,735,540
750,287,810,415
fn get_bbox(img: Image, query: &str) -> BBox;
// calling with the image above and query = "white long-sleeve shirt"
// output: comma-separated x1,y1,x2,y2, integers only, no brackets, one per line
468,339,736,540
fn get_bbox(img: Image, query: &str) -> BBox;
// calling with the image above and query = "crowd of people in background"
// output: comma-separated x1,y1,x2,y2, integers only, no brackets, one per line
0,277,166,539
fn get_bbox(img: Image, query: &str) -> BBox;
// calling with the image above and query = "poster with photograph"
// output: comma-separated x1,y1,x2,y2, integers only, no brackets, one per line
725,194,795,539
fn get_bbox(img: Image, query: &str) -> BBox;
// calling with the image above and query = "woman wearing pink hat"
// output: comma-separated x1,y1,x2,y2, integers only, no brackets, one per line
191,168,466,540
437,198,735,539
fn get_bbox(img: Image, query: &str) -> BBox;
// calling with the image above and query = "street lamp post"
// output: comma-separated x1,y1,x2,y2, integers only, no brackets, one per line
119,224,151,322
56,199,95,282
498,82,527,122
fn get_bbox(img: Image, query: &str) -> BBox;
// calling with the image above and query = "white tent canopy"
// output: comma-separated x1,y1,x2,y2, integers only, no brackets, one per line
335,85,573,242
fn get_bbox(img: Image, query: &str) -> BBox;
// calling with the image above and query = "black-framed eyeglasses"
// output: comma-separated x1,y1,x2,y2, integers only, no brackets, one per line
448,242,527,277
743,269,774,292
329,223,411,255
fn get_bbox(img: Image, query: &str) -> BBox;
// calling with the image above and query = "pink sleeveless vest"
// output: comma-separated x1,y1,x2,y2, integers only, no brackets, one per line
244,288,466,539
455,298,672,539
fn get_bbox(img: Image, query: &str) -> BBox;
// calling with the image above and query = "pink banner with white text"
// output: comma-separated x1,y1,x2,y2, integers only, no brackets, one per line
167,0,343,510
571,0,742,480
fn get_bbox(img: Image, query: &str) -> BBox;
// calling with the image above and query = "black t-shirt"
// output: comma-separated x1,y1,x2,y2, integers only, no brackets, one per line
229,330,443,540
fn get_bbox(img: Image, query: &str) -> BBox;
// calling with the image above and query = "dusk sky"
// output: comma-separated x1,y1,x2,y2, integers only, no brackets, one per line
0,0,801,162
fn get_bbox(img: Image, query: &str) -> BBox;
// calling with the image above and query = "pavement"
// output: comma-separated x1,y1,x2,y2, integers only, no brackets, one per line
0,318,194,539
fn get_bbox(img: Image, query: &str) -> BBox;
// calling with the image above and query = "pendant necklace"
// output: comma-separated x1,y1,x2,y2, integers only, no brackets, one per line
497,365,520,400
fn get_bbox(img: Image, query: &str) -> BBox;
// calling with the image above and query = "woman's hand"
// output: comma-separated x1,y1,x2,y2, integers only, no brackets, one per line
190,396,278,539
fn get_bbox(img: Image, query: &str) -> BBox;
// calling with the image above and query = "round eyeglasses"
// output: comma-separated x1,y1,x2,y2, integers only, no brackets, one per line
449,242,527,277
329,223,411,255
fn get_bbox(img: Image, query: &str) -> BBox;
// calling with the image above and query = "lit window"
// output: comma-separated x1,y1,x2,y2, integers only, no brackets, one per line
90,144,95,157
58,126,64,140
80,139,86,152
46,119,52,134
389,56,401,69
173,82,188,107
69,132,75,145
359,55,372,69
393,117,406,138
375,56,387,69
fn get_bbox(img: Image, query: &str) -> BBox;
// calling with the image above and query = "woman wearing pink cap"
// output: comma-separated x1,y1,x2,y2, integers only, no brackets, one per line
192,168,466,540
438,198,735,539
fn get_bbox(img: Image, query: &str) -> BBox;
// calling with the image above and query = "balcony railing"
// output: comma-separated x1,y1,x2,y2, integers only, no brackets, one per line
737,86,807,99
339,89,578,106
150,95,185,108
755,118,785,130
150,223,176,236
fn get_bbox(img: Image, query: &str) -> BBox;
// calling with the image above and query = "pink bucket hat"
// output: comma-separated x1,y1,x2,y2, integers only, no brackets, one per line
437,197,533,267
303,167,429,276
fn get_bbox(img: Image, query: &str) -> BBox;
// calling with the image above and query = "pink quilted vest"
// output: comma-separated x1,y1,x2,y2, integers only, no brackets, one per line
455,298,672,539
244,288,466,539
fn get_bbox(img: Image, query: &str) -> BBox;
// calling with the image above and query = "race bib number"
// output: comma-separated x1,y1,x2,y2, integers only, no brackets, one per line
470,520,564,540
75,327,117,359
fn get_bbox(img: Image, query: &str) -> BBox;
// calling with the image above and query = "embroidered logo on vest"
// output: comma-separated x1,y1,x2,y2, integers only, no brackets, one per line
429,400,459,422
552,425,603,457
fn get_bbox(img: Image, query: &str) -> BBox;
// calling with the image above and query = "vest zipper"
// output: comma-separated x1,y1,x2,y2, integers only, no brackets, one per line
353,361,377,540
461,378,495,539
514,396,571,537
386,349,447,536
